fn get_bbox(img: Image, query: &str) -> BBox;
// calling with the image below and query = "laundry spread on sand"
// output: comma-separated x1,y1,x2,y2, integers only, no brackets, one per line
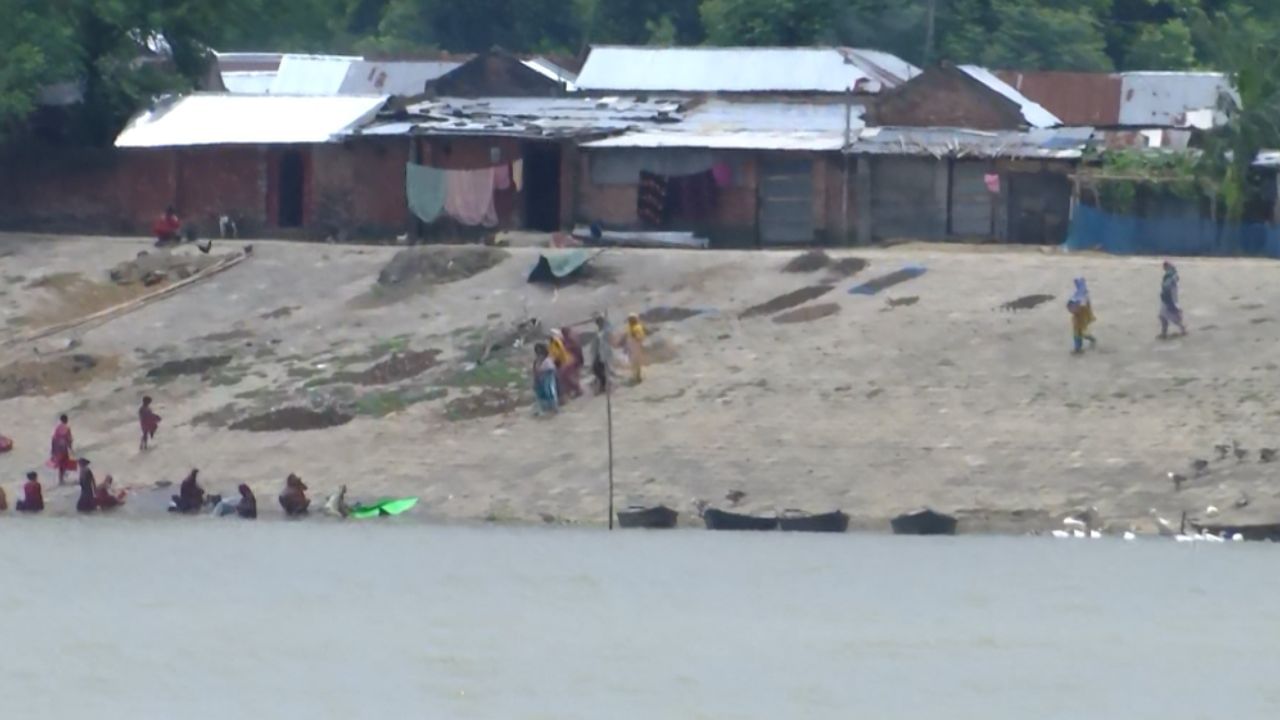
849,265,927,295
528,249,593,284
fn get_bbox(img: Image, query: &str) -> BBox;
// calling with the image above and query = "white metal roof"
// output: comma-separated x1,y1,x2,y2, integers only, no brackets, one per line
268,54,364,95
521,58,578,91
267,54,460,96
958,65,1060,128
575,46,917,94
114,93,388,147
579,100,864,151
1118,72,1234,128
221,71,276,94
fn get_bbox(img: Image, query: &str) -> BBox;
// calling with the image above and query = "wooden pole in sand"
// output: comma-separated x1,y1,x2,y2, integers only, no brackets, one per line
606,372,615,530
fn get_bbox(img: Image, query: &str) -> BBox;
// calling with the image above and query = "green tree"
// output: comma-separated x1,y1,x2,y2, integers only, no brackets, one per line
981,0,1112,70
0,2,74,139
586,0,702,45
700,0,835,46
1123,18,1196,69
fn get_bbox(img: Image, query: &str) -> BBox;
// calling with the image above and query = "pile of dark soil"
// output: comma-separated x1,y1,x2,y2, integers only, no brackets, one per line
109,251,220,286
886,296,920,308
335,349,441,386
378,246,509,288
640,306,702,324
147,355,232,379
740,285,833,319
229,406,353,432
998,294,1055,312
0,353,117,400
445,388,523,421
829,257,869,276
782,250,831,273
772,303,841,324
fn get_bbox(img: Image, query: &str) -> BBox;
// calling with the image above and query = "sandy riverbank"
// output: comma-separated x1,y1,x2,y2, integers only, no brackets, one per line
1,233,1277,533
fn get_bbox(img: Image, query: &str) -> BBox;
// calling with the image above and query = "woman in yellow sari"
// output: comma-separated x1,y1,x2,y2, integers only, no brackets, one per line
624,314,647,383
1067,277,1097,354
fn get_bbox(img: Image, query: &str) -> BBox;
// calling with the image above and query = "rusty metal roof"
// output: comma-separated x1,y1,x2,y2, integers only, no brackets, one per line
994,71,1122,126
958,66,1060,128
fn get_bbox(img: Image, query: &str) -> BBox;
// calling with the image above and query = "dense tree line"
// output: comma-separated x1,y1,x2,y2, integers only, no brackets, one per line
1,0,1279,145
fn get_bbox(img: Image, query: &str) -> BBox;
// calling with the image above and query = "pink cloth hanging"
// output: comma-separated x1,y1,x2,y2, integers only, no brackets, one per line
493,164,512,191
711,162,733,188
444,168,498,227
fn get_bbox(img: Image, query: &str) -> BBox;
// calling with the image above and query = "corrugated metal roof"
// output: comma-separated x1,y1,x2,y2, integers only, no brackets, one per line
115,93,388,147
994,71,1121,126
221,71,276,94
579,100,864,150
574,46,917,94
1118,72,1233,128
521,58,578,90
269,54,363,95
339,60,461,95
355,96,684,139
213,51,283,72
958,65,1060,128
849,126,1092,159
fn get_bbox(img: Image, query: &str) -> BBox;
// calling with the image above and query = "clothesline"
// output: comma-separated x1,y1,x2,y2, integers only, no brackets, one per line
405,160,524,227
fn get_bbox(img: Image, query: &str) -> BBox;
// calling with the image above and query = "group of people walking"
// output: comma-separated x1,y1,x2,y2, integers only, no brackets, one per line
1066,260,1186,354
532,312,648,416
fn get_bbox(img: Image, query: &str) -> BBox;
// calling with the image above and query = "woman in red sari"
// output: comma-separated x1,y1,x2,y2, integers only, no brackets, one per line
47,414,75,484
95,475,127,510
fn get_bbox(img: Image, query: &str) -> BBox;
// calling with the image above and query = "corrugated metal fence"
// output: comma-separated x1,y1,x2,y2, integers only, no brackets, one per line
1065,204,1280,257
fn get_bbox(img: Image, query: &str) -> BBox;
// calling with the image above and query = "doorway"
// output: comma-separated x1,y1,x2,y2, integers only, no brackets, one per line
522,143,561,231
278,150,305,228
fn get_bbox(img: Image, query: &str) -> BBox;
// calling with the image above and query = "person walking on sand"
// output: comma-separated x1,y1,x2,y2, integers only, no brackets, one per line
590,314,619,395
16,472,43,513
532,343,559,415
48,414,75,484
139,396,161,451
1067,277,1097,355
1158,261,1188,339
624,314,647,383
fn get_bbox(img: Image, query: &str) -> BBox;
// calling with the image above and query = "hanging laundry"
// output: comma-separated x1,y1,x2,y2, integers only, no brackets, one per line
512,159,524,191
405,163,446,223
444,168,499,227
638,171,668,227
984,173,1000,193
711,162,733,188
493,163,512,191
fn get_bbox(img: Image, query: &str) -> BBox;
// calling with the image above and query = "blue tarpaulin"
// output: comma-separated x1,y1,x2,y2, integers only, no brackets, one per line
1064,204,1280,258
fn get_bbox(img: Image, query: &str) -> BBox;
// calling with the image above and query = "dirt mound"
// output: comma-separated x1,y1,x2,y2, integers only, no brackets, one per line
886,296,919,308
640,307,702,324
336,349,441,386
147,355,232,379
378,246,509,288
740,285,833,319
830,257,869,276
445,388,523,421
999,294,1055,312
773,303,841,324
0,353,120,400
782,250,831,273
109,251,221,286
229,406,353,432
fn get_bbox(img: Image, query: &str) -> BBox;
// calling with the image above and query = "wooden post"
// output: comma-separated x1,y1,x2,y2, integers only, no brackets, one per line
606,371,615,530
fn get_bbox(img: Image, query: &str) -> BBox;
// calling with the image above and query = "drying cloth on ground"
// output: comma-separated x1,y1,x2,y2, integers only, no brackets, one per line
849,265,927,295
638,171,668,227
528,249,592,284
512,159,524,191
444,168,498,227
405,163,446,223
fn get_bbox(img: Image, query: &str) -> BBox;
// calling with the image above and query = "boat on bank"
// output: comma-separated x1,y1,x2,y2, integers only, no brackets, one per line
778,509,848,533
703,508,778,531
890,508,958,536
616,505,679,529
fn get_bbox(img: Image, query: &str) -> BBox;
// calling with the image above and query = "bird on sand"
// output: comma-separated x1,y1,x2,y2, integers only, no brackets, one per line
725,490,746,505
1260,448,1277,463
1234,441,1248,462
1168,472,1188,491
1215,443,1231,461
1190,458,1210,476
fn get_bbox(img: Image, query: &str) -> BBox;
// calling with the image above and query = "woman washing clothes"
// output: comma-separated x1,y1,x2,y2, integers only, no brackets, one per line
1066,277,1097,355
95,475,126,510
170,469,205,513
16,472,43,513
279,473,310,516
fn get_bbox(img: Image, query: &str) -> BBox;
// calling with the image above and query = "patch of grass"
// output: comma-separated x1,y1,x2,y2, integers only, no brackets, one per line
209,370,245,388
355,387,448,418
287,365,323,379
443,359,524,389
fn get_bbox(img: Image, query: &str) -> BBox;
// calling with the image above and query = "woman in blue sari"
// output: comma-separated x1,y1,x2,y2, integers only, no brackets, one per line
532,343,559,415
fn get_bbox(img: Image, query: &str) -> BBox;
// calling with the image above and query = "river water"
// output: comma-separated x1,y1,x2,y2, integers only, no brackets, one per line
2,521,1277,719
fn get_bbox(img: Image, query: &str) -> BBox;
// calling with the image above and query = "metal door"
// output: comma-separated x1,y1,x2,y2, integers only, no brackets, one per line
871,157,944,241
759,158,813,245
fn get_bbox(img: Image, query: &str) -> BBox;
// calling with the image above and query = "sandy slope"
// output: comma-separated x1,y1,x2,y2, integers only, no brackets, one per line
1,233,1278,533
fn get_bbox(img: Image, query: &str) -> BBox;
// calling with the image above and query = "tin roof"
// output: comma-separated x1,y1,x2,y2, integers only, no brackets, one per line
115,93,388,147
521,58,578,90
848,126,1093,159
957,65,1060,128
574,46,917,94
266,54,459,96
355,96,684,139
993,70,1232,128
580,100,865,151
221,71,276,94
